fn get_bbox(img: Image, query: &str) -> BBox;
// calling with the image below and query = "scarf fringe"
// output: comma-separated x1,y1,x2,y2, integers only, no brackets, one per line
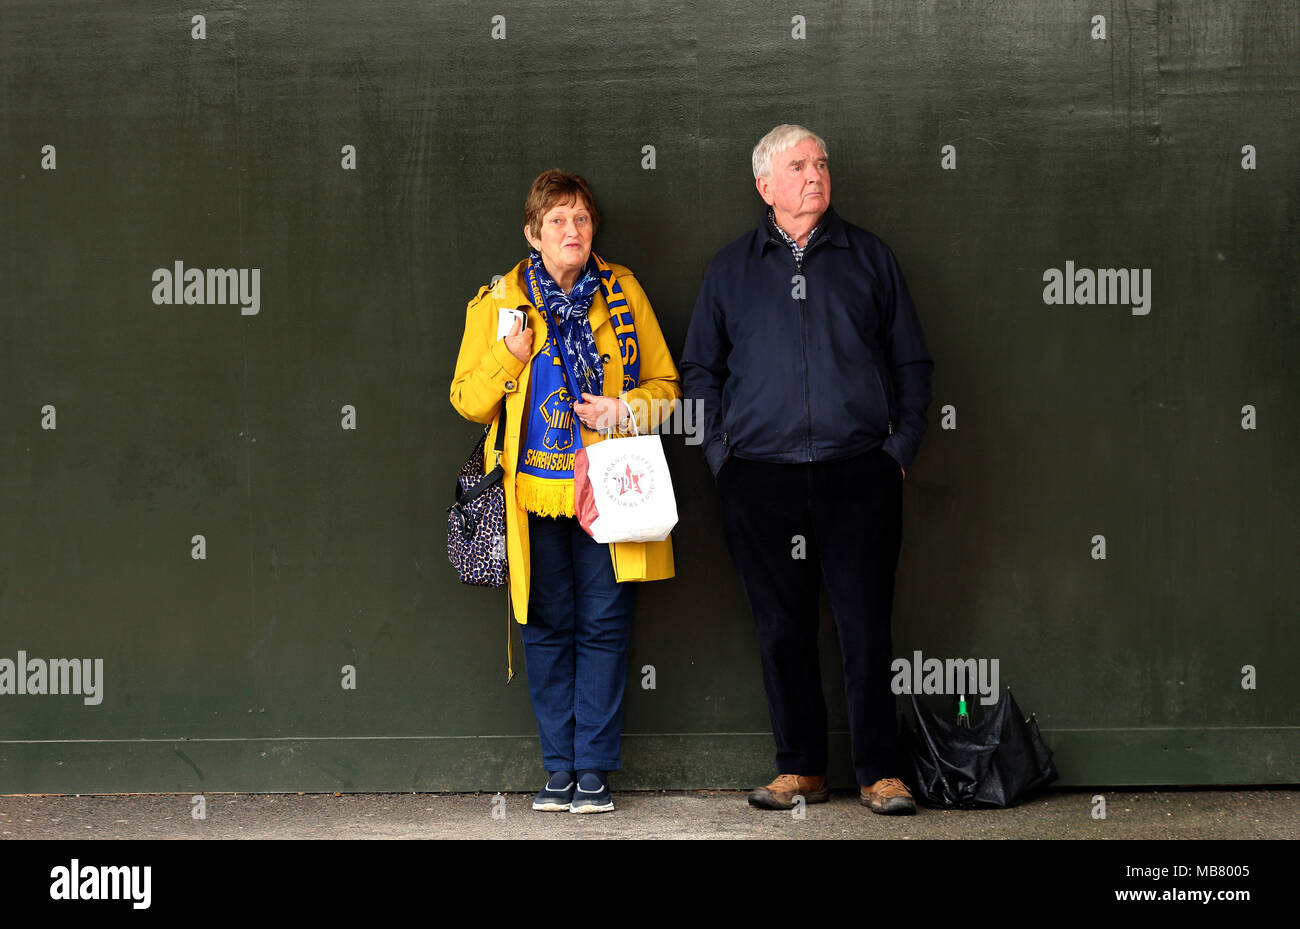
515,471,575,517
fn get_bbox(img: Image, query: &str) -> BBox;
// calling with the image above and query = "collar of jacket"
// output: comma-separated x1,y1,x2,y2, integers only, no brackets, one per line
754,203,849,259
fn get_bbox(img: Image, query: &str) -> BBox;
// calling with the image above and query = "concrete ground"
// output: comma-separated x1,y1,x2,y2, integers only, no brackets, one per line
2,788,1296,839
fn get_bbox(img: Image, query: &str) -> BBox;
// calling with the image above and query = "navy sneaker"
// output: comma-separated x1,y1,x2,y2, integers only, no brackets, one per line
532,771,575,811
569,770,614,814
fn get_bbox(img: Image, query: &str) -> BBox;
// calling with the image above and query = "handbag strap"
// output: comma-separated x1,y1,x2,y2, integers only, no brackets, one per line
505,588,515,684
458,411,507,503
496,407,513,685
491,409,505,460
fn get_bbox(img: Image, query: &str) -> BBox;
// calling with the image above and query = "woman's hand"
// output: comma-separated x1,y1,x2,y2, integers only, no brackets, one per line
504,316,532,363
574,393,629,431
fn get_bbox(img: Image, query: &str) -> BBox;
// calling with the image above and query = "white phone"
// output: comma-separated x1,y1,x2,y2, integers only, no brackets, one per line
497,307,526,341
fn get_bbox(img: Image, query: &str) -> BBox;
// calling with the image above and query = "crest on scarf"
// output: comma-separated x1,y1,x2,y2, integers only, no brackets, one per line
540,386,576,451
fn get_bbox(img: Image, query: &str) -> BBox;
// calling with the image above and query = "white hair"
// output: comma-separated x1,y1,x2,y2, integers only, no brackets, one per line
751,124,829,179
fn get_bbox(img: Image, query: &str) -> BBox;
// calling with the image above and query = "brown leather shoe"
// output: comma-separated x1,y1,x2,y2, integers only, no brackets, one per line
860,777,917,815
748,774,830,810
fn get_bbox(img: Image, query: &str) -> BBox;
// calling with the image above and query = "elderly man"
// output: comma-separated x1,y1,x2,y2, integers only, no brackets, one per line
680,125,934,814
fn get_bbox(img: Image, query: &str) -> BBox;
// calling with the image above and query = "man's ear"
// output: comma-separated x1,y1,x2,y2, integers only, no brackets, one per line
755,174,774,206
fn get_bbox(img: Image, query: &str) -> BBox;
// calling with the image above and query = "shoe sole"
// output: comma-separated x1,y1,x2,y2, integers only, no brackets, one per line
747,789,830,810
860,796,917,815
569,801,615,813
532,801,572,811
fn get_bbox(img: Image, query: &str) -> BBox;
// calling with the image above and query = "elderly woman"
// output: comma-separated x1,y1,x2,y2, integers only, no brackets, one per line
450,170,681,813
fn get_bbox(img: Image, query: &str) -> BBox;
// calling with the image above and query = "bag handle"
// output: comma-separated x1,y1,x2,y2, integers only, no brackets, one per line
596,395,639,439
621,399,640,437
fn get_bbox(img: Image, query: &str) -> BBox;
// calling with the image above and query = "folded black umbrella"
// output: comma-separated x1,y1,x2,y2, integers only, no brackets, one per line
901,688,1059,808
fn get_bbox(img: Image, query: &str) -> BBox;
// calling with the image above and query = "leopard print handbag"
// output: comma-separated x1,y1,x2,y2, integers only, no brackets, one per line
446,416,508,588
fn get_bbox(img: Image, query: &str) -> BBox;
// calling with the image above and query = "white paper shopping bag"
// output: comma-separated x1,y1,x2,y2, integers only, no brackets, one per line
574,429,678,544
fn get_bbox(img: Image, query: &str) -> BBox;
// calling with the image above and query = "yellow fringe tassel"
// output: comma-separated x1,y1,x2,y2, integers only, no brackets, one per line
514,471,575,517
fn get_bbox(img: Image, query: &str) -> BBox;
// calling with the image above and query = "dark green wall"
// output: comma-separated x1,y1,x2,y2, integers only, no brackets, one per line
1,1,1296,792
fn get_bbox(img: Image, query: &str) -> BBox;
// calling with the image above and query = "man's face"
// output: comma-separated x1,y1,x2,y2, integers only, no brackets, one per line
756,137,830,225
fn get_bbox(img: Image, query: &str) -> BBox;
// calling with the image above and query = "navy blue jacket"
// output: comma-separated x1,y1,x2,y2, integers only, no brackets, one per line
681,205,934,476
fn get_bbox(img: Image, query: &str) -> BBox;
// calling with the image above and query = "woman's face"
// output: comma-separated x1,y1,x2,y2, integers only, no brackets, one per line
524,196,594,289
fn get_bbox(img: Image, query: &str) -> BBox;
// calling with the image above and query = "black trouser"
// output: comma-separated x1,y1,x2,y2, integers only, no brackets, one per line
717,446,904,786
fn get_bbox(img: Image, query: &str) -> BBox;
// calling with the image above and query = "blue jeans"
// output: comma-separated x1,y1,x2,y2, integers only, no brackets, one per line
522,513,636,773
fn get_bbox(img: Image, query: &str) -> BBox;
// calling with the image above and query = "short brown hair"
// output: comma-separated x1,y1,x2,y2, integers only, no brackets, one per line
523,169,600,240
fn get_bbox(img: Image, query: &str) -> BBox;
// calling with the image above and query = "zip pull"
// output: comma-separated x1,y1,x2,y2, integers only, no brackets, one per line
887,420,893,435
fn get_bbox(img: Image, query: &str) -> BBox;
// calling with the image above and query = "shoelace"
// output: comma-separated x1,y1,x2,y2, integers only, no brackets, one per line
772,774,810,791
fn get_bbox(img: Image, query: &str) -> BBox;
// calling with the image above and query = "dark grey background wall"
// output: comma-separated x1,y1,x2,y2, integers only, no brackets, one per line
1,1,1296,792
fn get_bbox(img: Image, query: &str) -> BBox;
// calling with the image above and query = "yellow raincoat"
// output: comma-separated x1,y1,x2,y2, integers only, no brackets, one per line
449,257,682,627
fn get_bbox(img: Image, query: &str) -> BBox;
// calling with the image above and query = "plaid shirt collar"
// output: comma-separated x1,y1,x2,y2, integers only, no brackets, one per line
766,207,820,263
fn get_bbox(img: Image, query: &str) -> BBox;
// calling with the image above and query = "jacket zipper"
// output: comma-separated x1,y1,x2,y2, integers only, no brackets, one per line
872,366,894,435
795,250,814,461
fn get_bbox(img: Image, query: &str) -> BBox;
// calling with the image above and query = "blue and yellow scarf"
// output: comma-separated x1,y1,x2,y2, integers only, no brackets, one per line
515,250,641,517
